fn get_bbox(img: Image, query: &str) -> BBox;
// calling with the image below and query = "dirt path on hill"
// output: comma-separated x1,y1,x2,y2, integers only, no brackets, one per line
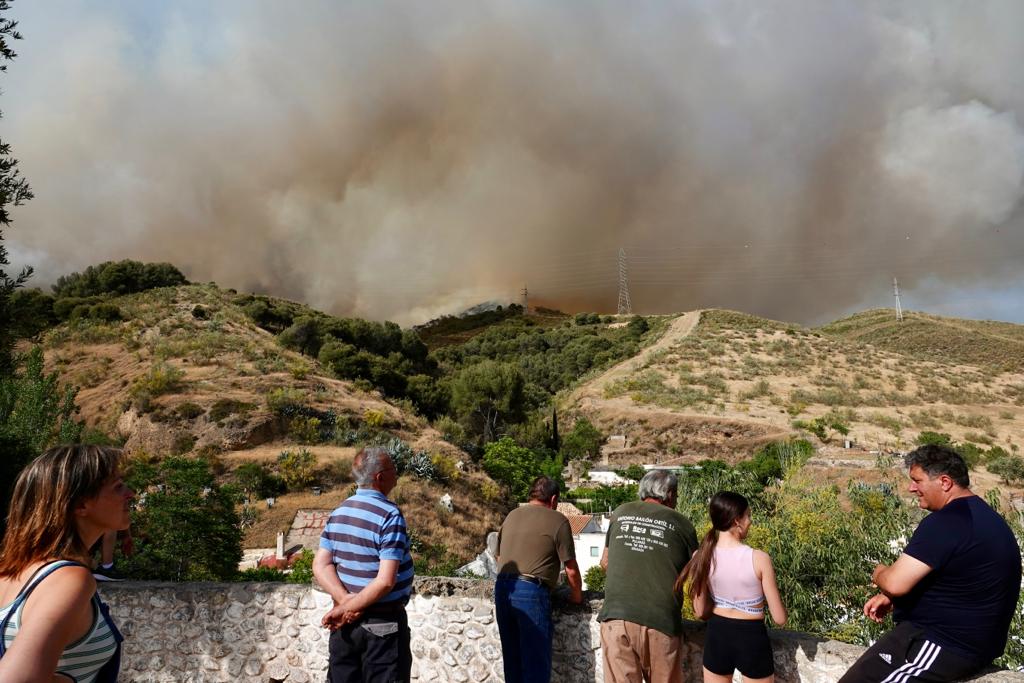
565,310,791,457
568,310,702,409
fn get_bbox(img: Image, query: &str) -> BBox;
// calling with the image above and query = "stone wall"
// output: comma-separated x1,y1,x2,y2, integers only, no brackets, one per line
98,579,1023,682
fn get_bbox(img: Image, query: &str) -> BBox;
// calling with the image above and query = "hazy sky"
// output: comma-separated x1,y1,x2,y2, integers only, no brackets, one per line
3,1,1023,325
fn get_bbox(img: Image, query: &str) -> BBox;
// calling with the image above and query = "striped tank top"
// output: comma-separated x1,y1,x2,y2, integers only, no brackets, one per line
0,560,120,682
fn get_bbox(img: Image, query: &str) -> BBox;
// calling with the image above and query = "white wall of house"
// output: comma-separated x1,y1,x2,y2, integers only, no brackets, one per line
574,516,610,589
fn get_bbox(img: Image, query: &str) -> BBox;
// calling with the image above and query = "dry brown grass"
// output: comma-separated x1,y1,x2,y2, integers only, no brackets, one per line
567,308,1024,464
390,471,509,564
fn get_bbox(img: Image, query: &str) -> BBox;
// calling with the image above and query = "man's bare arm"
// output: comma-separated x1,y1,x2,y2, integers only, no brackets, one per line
872,553,932,598
564,559,583,604
312,547,349,603
331,559,400,614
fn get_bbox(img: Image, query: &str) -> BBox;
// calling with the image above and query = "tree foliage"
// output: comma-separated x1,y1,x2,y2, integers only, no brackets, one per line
481,437,562,501
123,456,242,581
0,1,33,372
0,346,82,539
451,361,526,444
50,260,186,299
560,418,603,460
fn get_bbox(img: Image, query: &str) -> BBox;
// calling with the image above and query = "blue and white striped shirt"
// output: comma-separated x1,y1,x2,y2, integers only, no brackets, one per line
319,489,414,604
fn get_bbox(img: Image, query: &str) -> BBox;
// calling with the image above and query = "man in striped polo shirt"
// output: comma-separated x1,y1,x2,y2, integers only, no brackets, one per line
314,447,415,683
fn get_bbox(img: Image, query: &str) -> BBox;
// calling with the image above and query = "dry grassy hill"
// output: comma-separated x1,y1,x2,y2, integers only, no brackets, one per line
564,308,1024,500
821,309,1024,373
37,283,506,561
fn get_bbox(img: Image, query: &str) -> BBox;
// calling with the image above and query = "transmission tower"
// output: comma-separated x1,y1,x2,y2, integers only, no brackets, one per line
893,277,904,322
617,248,632,315
521,285,529,312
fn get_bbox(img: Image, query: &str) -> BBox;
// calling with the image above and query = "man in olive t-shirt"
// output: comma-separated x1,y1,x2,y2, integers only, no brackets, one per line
598,469,698,683
495,476,583,683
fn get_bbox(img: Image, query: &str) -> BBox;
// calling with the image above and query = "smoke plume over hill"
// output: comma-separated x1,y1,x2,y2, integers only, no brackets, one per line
5,1,1024,323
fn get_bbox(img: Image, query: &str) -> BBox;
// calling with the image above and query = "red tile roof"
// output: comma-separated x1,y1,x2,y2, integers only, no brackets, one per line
565,514,594,536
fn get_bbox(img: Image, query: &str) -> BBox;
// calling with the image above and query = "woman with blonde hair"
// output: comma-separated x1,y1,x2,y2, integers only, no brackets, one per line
676,491,787,683
0,445,133,682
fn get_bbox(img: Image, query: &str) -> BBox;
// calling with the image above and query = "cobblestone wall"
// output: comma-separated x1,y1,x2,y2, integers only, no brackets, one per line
98,579,1023,682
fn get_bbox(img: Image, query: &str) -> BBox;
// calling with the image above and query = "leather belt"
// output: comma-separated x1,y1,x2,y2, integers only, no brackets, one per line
498,573,543,586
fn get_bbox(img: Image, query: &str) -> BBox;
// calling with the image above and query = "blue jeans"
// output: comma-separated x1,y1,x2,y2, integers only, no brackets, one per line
494,576,553,683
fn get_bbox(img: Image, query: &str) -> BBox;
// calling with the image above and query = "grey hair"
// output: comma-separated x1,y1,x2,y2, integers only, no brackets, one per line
638,469,678,503
352,447,392,486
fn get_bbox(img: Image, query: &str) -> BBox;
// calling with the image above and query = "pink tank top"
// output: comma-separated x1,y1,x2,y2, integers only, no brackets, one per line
709,544,764,615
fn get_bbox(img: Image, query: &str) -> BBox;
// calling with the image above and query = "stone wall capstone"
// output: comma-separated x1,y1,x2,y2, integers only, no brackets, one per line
97,578,1024,682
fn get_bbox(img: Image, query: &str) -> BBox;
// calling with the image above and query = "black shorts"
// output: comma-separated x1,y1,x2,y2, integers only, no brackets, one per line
702,614,774,679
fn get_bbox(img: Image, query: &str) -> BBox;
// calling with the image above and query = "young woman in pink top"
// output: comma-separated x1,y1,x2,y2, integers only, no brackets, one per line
676,491,787,683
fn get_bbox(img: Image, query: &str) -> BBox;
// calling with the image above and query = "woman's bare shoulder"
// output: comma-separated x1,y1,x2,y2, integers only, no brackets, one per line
25,563,96,606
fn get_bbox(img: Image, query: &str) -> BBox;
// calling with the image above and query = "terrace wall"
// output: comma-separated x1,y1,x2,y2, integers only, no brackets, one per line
98,578,1023,682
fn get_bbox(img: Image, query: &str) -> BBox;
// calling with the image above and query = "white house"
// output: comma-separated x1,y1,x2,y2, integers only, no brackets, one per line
564,513,611,589
585,469,633,486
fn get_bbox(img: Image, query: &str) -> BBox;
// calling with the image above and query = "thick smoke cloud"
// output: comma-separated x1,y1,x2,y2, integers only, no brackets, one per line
5,0,1024,324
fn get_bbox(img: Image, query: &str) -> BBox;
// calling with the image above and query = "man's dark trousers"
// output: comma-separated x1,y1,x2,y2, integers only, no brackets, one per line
838,622,984,683
495,576,553,683
327,610,412,683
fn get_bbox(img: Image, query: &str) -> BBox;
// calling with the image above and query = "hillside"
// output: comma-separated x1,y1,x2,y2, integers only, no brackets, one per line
415,304,570,349
564,308,1024,499
27,276,1024,560
36,283,506,564
820,309,1024,373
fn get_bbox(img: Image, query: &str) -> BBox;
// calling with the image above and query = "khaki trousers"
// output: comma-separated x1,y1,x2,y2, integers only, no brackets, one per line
600,619,683,683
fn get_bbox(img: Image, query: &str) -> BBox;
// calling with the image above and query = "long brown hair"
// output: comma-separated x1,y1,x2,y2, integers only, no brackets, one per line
0,445,124,577
675,491,749,602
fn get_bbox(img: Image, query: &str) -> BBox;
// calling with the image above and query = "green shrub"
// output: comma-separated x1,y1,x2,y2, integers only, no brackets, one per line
287,549,315,584
793,415,849,443
988,456,1024,485
266,387,306,414
277,448,318,490
430,452,461,482
741,379,772,400
480,480,501,502
209,398,253,422
129,361,185,410
584,565,606,592
52,296,104,320
236,566,286,582
738,439,813,485
170,433,195,455
915,431,953,447
234,461,285,500
433,414,466,445
175,402,204,420
614,464,645,481
289,416,322,444
363,409,386,430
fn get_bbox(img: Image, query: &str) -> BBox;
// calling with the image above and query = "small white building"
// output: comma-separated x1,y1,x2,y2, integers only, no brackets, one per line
564,513,611,589
585,469,633,486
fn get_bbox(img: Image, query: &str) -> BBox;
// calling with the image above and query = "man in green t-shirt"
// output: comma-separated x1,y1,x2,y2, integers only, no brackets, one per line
598,469,698,683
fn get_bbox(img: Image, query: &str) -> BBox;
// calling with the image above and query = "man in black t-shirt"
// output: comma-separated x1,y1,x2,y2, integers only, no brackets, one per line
840,445,1021,683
